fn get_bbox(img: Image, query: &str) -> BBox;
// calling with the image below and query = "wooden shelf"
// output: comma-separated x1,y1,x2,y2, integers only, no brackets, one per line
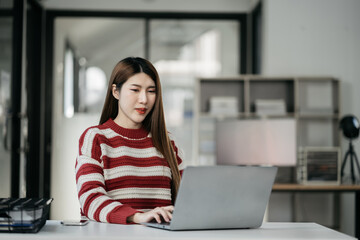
200,112,296,119
195,75,341,167
199,112,244,119
298,114,340,119
273,183,360,192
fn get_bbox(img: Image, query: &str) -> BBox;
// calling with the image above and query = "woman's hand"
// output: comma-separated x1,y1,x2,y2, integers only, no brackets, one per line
127,206,174,224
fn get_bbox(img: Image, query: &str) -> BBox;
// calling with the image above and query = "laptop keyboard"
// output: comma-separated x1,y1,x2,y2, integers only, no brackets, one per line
149,219,170,225
160,222,170,226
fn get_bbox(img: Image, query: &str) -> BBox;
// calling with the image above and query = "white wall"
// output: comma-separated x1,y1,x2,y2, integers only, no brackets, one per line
262,0,360,119
262,0,360,236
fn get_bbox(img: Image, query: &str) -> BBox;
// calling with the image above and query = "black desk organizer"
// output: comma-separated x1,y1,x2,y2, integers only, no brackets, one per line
0,198,53,233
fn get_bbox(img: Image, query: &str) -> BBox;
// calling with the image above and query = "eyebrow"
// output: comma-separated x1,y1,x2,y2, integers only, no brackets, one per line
130,84,156,88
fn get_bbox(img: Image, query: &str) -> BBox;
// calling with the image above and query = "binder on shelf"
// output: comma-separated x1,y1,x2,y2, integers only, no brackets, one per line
0,198,53,233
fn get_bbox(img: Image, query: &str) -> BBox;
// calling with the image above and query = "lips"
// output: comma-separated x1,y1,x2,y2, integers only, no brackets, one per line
136,108,147,114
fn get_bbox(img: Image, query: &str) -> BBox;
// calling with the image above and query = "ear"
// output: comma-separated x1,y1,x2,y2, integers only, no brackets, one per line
112,84,119,100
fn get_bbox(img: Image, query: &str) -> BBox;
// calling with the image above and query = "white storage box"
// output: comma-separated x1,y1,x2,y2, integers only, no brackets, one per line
209,96,238,115
255,99,286,116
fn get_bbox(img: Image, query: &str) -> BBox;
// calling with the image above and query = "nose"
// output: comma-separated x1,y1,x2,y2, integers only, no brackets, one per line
138,90,147,104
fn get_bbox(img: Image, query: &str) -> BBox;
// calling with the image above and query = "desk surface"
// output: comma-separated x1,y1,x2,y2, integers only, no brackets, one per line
0,221,355,240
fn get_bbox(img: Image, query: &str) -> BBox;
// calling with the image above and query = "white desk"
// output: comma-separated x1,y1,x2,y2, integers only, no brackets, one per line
0,221,356,240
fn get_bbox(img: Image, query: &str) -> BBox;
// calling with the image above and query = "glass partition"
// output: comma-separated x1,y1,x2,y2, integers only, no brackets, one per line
0,1,13,197
52,17,146,220
58,18,146,116
149,19,240,165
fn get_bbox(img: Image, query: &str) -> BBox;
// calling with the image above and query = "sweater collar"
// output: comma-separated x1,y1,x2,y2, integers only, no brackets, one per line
104,118,149,139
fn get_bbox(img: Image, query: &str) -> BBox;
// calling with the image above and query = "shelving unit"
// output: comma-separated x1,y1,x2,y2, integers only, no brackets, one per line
194,76,341,173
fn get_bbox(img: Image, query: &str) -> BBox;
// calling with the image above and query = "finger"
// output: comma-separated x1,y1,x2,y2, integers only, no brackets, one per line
156,208,170,222
167,211,173,220
163,206,174,220
163,205,174,212
163,208,174,221
162,210,172,222
152,212,162,223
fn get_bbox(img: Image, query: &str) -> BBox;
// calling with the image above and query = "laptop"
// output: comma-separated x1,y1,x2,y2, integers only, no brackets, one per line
142,165,277,231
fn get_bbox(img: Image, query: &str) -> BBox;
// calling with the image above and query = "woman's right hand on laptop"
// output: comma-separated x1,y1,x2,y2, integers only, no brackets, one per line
127,205,174,224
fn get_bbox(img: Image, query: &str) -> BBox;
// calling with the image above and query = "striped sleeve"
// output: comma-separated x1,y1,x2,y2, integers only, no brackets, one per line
75,127,139,224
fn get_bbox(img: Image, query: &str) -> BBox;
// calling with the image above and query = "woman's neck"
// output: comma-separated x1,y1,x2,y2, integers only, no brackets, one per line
113,116,142,129
104,118,149,140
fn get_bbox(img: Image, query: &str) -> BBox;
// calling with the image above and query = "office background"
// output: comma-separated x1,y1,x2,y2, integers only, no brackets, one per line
0,0,359,237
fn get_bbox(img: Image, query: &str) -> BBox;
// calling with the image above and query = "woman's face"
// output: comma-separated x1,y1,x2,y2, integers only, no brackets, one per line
112,72,156,129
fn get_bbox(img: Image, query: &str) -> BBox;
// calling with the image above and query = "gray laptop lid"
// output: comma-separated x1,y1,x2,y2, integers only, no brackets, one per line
144,165,277,231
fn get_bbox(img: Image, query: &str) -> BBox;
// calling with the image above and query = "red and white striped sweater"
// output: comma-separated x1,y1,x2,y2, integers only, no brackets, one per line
75,118,185,224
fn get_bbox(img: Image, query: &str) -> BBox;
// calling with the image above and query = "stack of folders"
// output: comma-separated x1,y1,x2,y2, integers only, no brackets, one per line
0,198,53,233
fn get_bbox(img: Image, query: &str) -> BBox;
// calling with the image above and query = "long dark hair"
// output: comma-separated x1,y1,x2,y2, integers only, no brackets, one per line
100,57,181,201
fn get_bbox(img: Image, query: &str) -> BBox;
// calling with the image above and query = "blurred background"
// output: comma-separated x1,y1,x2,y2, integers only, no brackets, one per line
0,0,359,237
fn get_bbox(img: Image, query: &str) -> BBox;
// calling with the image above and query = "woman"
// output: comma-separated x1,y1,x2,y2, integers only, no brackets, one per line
75,57,184,224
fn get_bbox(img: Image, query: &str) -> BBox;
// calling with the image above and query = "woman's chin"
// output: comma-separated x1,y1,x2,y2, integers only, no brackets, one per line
131,116,146,125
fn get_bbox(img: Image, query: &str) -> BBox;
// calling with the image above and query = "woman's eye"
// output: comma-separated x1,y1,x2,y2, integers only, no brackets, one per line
148,90,156,93
131,89,139,92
